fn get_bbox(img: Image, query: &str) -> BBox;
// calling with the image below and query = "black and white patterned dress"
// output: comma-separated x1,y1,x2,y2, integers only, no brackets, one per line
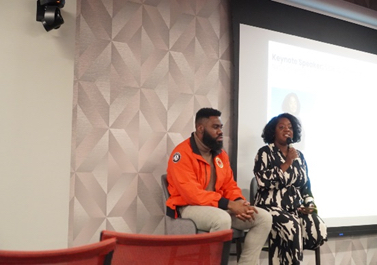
253,143,327,264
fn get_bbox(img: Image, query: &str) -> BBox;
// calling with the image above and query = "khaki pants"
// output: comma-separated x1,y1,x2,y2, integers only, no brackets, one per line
180,205,272,265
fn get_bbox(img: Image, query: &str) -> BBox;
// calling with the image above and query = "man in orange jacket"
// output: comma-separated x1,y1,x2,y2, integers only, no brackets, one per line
166,107,272,265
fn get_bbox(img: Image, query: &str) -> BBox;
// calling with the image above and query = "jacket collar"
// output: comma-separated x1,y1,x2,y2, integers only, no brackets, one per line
190,132,222,157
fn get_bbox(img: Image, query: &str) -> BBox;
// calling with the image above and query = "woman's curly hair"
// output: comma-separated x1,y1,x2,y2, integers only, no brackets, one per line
261,113,302,144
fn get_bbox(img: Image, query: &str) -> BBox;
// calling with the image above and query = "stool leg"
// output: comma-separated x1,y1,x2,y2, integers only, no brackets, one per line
315,247,321,265
236,238,242,262
221,240,231,265
266,234,272,265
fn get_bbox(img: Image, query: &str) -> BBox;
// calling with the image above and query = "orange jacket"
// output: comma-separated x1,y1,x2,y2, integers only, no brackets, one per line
166,133,245,218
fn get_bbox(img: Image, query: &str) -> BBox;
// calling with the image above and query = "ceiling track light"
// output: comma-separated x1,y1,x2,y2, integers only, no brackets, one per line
36,0,66,32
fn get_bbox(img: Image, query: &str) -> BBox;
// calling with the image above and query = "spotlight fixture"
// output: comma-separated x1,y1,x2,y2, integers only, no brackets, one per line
36,0,65,32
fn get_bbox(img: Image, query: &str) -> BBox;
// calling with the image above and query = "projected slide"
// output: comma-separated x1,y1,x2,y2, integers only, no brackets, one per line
238,24,377,228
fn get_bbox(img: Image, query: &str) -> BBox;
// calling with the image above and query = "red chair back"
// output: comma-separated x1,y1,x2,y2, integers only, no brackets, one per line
0,238,116,265
100,229,233,265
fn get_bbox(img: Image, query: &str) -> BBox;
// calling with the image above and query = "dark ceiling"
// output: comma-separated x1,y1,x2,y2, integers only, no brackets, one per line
345,0,377,11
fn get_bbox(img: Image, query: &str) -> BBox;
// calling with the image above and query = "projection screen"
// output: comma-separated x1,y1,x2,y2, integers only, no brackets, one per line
231,0,377,237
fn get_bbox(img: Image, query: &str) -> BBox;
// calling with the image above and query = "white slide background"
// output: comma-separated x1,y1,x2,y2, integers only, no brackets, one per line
238,24,377,228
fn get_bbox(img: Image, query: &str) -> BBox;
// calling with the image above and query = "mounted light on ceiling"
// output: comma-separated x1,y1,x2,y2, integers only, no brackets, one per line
36,0,66,32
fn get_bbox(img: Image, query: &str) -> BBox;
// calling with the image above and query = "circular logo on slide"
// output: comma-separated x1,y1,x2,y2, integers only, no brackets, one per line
172,152,181,163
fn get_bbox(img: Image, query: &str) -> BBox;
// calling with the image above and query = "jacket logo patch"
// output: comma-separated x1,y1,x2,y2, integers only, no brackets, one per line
215,157,223,168
172,152,181,163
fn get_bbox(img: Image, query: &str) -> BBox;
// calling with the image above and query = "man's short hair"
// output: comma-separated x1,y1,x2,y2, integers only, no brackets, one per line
195,108,221,124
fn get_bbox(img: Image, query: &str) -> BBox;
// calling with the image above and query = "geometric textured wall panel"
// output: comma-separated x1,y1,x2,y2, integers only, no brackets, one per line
70,0,232,247
70,1,377,264
229,235,377,265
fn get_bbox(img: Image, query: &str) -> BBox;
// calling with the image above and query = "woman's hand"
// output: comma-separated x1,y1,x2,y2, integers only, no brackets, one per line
286,146,298,163
281,146,299,172
298,206,316,214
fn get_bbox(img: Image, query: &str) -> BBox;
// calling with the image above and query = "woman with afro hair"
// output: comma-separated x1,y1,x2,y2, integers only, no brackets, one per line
253,113,327,264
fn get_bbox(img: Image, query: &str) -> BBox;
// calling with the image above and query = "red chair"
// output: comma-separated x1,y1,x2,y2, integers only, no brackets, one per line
0,238,116,265
100,229,233,265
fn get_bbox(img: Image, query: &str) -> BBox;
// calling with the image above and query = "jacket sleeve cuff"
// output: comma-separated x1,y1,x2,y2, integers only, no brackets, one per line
218,197,229,210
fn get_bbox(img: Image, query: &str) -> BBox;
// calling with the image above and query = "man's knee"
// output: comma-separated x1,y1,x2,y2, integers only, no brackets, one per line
256,207,273,229
211,211,232,231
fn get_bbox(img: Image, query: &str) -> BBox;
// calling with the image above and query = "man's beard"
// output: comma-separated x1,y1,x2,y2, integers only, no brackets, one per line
202,130,223,151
